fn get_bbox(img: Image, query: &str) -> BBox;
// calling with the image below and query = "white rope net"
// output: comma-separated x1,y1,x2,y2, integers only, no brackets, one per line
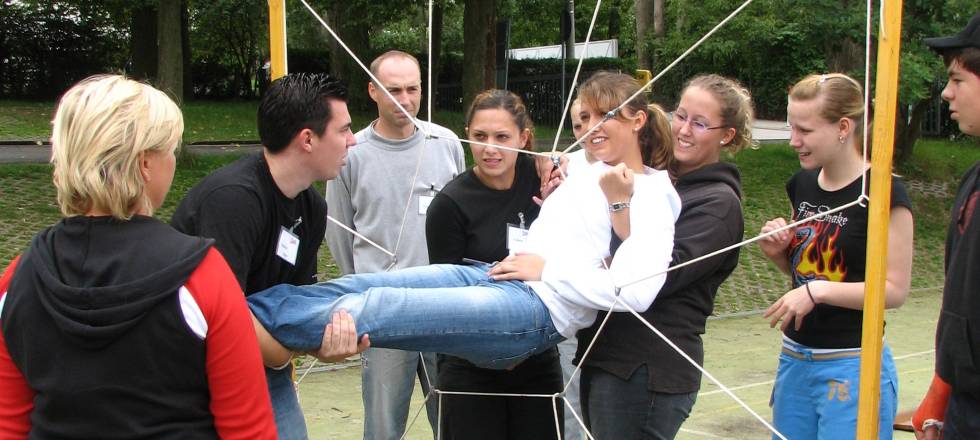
285,0,887,438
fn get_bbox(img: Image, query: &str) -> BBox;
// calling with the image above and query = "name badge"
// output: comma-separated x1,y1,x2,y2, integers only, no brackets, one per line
276,226,300,265
507,223,529,254
419,194,434,215
419,185,438,216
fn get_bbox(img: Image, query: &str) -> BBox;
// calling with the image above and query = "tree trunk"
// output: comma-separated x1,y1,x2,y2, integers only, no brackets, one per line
326,3,371,111
181,0,193,100
826,38,863,73
157,0,183,103
462,0,496,113
130,2,158,82
653,0,664,38
635,0,653,70
563,1,575,59
893,98,930,165
607,0,621,40
429,1,444,115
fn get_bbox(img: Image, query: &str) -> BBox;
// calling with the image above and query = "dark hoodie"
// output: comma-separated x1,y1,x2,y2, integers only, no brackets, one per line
1,216,218,438
575,162,744,394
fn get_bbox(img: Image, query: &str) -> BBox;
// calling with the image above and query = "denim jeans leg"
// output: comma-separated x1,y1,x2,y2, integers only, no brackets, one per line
249,264,495,352
419,352,440,432
557,338,585,439
582,365,696,440
249,264,564,369
361,348,427,440
266,366,308,440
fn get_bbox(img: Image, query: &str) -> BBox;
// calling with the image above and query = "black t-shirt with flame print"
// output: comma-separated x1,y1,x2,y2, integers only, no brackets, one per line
783,168,911,348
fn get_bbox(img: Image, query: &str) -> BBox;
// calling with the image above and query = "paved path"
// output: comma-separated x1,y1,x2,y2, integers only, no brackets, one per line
0,121,791,164
0,142,263,164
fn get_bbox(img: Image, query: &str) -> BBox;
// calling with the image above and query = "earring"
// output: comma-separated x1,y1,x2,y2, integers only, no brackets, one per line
720,140,726,145
838,135,845,144
632,127,639,132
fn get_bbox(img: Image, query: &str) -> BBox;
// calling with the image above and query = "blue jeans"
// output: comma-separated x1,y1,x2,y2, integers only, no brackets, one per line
770,340,898,440
558,338,585,439
580,365,697,440
266,366,309,440
248,264,564,370
361,348,439,440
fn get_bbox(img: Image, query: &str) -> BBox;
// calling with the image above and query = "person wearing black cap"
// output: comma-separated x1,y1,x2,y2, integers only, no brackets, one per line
913,11,980,440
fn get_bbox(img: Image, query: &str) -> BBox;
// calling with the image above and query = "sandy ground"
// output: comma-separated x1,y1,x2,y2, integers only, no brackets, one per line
296,287,941,439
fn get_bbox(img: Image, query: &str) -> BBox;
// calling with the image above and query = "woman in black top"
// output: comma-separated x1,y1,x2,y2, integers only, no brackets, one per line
425,90,563,440
759,73,913,439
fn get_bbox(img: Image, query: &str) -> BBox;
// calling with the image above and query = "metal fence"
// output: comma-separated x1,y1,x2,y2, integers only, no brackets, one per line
435,71,609,128
921,82,955,137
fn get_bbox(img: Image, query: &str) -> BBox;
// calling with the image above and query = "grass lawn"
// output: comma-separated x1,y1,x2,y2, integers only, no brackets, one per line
0,100,563,144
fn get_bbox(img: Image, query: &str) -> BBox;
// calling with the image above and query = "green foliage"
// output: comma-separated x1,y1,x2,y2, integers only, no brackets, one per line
0,0,129,99
502,0,634,52
636,0,975,129
649,0,839,118
189,0,267,99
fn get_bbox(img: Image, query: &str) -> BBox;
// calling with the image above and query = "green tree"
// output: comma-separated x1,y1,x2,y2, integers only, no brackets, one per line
158,0,185,103
892,0,974,163
0,0,129,98
190,0,266,98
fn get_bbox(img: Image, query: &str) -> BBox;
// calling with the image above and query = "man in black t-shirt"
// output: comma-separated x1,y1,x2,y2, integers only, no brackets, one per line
171,73,367,440
914,12,980,440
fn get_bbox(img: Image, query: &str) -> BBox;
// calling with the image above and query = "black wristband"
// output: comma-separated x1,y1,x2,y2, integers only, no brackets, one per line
805,282,817,304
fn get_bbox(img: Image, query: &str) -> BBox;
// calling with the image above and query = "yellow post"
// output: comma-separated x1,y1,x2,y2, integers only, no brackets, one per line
857,1,904,439
268,0,287,80
636,69,652,91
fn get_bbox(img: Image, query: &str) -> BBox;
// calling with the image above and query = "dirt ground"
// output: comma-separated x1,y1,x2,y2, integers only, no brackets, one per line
295,288,941,439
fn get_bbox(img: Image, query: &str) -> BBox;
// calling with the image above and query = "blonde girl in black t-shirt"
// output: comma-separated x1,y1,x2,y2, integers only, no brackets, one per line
758,73,914,440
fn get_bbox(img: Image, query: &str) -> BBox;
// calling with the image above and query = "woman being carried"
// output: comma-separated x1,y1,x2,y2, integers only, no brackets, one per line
248,71,679,370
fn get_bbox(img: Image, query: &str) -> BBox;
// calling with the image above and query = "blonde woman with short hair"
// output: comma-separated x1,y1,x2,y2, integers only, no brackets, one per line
0,75,276,439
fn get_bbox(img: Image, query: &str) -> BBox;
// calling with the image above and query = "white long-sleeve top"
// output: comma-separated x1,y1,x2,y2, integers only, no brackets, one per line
526,161,681,338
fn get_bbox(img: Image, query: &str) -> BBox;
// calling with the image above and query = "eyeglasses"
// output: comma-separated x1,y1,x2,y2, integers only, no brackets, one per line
671,112,725,134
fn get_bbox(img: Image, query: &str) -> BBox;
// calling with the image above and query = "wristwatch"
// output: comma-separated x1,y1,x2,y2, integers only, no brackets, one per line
608,201,630,212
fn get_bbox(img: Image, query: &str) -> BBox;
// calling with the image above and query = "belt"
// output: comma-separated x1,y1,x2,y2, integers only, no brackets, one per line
781,347,862,361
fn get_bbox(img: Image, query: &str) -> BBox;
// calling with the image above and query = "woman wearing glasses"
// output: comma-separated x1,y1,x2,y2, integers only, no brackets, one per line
758,73,913,439
575,74,753,439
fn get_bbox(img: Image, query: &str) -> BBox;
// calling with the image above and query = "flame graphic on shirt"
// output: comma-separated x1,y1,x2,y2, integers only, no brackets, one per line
791,222,847,284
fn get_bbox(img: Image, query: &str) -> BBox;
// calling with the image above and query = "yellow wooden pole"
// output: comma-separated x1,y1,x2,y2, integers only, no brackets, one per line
856,1,904,438
268,0,293,381
268,0,287,80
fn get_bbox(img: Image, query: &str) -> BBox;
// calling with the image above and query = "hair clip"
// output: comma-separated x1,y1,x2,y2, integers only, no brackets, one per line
819,74,829,84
